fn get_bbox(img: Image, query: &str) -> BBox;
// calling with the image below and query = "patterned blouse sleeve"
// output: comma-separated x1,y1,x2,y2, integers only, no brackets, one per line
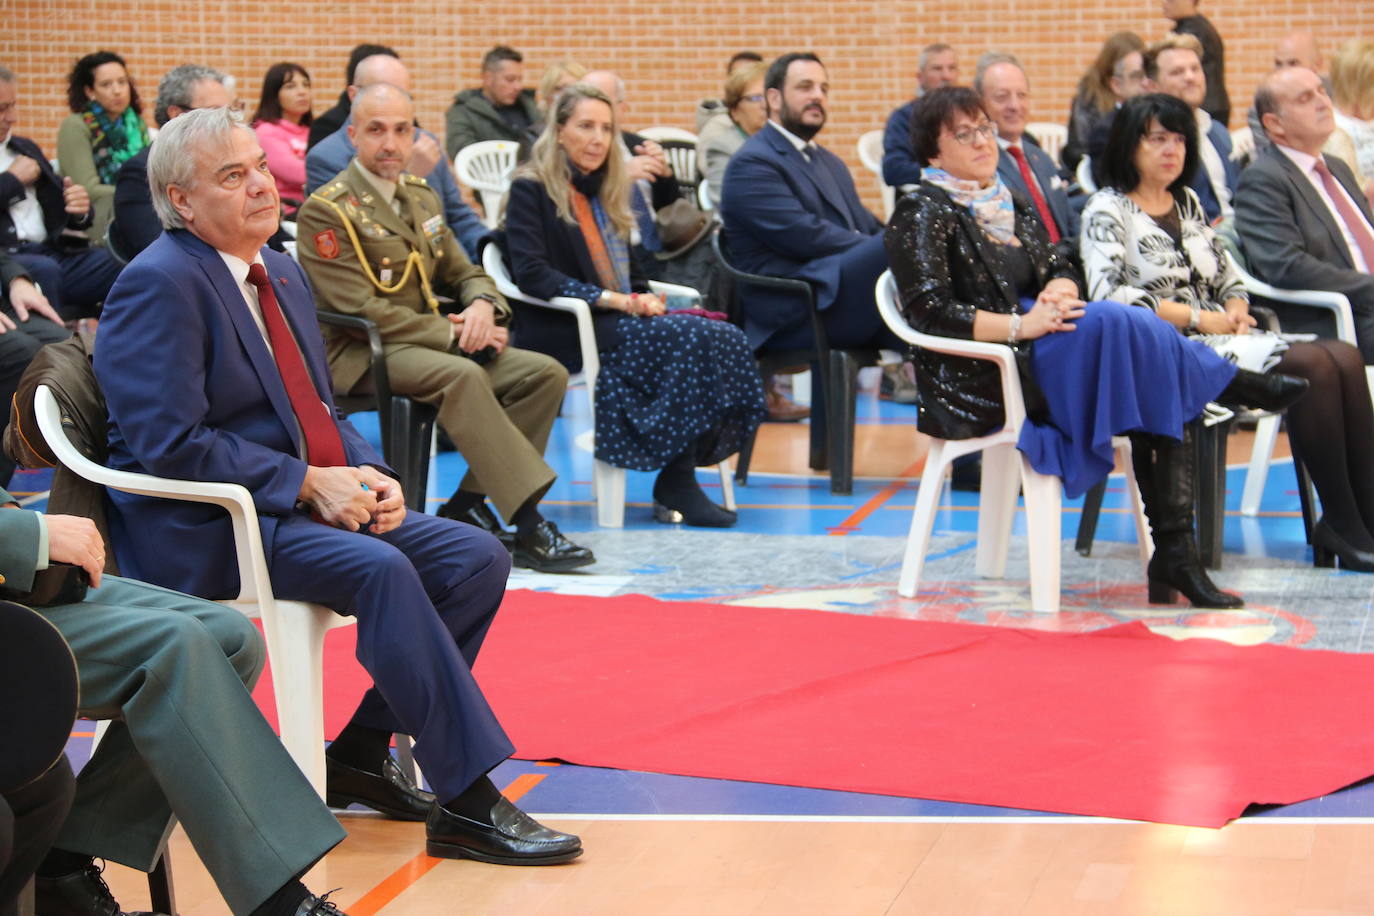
1184,189,1248,306
1079,190,1161,311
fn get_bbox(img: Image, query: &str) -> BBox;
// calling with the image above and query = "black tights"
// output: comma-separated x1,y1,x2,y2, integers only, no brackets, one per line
1274,340,1374,549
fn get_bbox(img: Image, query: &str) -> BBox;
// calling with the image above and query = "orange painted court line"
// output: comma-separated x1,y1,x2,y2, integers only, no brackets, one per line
827,461,923,536
346,853,443,916
70,731,95,738
500,773,546,803
345,772,549,915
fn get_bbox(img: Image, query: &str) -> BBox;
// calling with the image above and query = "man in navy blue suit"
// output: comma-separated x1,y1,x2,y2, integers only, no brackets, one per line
882,43,959,190
1143,33,1239,224
720,52,898,354
93,107,581,868
975,52,1080,255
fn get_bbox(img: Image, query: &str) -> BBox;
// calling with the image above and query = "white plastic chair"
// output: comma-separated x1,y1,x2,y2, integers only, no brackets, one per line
454,140,520,229
1226,252,1365,516
857,129,895,220
34,385,392,797
873,272,1150,612
697,178,713,211
482,242,736,527
637,126,698,144
1076,156,1097,194
1028,122,1068,168
1229,126,1255,164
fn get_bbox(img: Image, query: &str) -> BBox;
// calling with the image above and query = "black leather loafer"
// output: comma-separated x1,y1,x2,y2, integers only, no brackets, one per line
512,520,595,572
326,756,435,821
34,861,163,916
437,500,514,549
425,797,583,865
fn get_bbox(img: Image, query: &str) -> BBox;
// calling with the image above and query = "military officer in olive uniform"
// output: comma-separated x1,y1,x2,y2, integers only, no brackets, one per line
297,83,593,572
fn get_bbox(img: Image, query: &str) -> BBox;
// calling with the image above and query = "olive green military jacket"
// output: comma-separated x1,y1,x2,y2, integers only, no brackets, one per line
296,159,510,392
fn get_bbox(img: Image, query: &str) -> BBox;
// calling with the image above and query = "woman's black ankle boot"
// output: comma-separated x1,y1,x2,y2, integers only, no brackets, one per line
1217,369,1308,413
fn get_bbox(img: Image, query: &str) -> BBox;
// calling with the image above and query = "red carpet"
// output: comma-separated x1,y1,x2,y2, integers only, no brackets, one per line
252,590,1374,828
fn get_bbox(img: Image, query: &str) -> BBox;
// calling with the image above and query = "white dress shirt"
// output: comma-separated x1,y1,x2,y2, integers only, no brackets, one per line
0,133,50,243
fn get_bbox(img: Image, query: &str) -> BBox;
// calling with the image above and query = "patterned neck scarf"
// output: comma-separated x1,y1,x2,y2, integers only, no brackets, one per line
922,166,1016,245
568,180,630,294
81,102,149,184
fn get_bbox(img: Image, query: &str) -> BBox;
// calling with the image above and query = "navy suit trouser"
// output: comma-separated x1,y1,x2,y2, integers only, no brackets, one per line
11,244,122,320
266,509,516,801
764,234,903,353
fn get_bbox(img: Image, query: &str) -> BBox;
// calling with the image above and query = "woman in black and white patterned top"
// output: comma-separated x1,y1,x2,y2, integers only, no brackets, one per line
1083,92,1374,573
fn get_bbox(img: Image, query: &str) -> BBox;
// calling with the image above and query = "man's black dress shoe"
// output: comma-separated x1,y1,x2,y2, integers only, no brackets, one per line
425,797,583,865
34,861,163,916
437,500,514,550
513,520,595,573
295,891,349,916
325,756,435,821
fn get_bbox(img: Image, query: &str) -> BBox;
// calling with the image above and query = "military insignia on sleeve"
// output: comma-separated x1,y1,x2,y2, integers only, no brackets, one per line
314,229,340,259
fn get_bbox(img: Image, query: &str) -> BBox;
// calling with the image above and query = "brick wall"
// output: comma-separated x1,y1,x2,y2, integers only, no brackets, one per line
2,0,1367,214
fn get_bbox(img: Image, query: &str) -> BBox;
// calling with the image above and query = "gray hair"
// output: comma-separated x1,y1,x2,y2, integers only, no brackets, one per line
0,66,15,85
154,64,226,127
918,43,954,72
974,51,1024,95
148,106,249,229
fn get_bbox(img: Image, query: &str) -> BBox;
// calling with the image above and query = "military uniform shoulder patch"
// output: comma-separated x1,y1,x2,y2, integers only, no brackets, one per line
314,229,340,259
402,174,430,187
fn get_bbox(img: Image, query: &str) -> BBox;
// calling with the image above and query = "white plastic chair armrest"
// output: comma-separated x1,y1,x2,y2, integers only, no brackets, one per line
1228,252,1357,343
34,385,272,605
647,280,700,304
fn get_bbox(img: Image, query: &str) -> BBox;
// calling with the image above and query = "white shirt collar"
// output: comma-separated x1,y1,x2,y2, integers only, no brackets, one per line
1274,143,1319,174
216,249,265,287
768,119,814,154
352,158,398,205
996,135,1018,152
1194,107,1213,132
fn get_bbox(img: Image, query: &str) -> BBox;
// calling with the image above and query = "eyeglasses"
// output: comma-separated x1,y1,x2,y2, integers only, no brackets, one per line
1142,131,1186,149
949,123,997,145
741,93,765,104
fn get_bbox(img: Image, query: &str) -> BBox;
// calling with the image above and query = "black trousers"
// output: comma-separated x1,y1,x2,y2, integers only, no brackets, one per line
0,758,75,916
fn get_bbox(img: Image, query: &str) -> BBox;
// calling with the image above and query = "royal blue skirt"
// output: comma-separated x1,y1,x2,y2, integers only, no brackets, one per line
1017,300,1237,498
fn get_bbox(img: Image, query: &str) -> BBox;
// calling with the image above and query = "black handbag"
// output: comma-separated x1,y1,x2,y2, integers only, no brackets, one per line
0,561,89,608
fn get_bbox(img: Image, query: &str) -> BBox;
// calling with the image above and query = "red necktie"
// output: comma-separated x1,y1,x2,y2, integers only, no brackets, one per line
1007,145,1061,244
1313,159,1374,271
246,263,347,467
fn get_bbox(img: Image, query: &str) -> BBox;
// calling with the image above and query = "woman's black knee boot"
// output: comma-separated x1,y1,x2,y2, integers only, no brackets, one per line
1130,429,1243,609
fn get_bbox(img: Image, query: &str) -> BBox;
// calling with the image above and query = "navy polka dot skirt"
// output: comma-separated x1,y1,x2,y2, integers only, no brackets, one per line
593,314,767,471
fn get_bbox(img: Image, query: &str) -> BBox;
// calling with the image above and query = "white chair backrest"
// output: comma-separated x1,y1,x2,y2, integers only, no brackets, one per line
1076,156,1097,194
697,178,713,211
857,130,896,220
659,142,699,187
637,126,698,144
1229,126,1255,163
1028,122,1068,167
454,140,519,228
857,130,884,175
481,241,602,397
874,270,1027,430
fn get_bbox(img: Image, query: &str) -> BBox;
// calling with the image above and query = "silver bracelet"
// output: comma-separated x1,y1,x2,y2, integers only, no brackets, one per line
1007,313,1022,344
1188,304,1201,331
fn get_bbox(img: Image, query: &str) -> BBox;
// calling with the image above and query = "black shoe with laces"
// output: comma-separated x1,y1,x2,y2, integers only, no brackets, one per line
295,890,349,916
34,860,163,916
